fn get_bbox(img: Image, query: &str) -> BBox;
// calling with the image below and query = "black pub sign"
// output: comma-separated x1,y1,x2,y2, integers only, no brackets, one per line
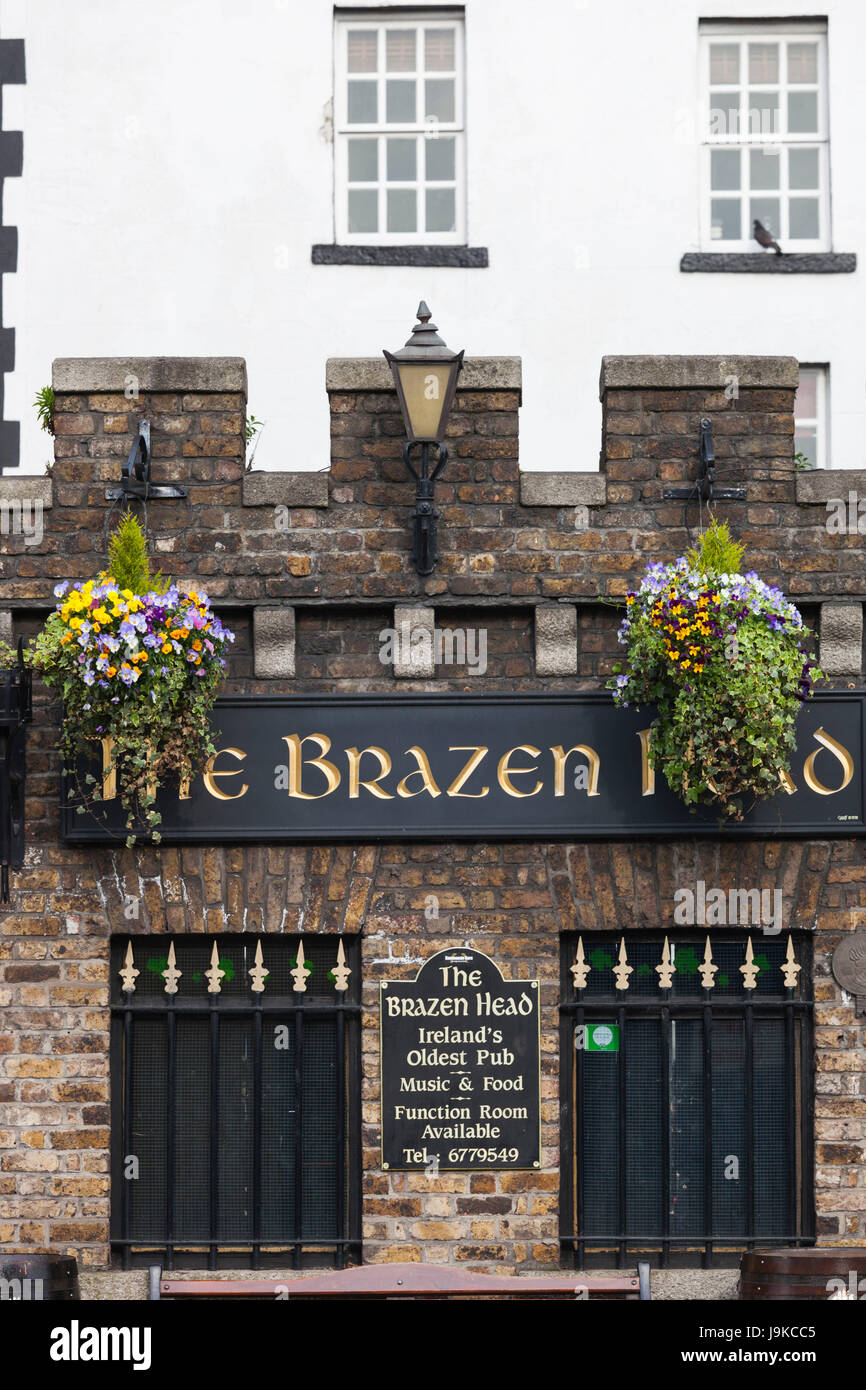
62,692,866,842
380,949,541,1171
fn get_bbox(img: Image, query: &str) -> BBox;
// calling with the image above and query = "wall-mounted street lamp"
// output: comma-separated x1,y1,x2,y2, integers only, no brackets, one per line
384,302,464,576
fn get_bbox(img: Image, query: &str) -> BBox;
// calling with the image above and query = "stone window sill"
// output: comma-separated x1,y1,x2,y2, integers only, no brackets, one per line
680,252,856,274
312,244,489,268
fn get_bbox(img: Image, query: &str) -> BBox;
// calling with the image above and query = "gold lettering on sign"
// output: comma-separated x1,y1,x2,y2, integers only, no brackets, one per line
144,742,158,800
636,729,655,797
550,744,600,797
803,727,854,796
497,745,542,798
346,745,394,799
778,768,796,796
202,747,249,801
283,734,341,799
100,737,116,801
446,747,490,798
397,746,442,799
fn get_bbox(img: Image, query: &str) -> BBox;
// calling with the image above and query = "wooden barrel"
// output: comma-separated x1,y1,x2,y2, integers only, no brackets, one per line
740,1247,866,1300
0,1252,80,1300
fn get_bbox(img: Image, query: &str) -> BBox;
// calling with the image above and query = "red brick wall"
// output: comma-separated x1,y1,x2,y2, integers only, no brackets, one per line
0,354,863,1277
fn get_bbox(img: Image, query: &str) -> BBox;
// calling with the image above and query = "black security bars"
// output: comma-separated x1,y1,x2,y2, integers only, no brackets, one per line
110,936,361,1271
559,932,814,1269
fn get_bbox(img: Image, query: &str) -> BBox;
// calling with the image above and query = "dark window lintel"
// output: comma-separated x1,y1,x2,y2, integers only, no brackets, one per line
681,252,856,274
312,244,488,268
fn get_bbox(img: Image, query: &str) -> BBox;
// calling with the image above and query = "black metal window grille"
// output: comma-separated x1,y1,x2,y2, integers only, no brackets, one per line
110,935,362,1270
559,931,814,1269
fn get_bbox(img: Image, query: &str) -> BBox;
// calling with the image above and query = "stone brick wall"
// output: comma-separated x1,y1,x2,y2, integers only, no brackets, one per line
0,352,864,1292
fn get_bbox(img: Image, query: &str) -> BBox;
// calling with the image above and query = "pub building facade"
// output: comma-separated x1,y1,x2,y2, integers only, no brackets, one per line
0,344,865,1301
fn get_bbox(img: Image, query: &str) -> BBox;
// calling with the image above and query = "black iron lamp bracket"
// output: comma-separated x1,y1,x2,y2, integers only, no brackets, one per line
0,639,32,902
105,419,188,502
662,418,746,503
403,440,449,576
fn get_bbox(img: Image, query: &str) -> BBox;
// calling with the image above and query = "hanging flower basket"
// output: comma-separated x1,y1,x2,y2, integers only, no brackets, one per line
38,574,234,840
0,515,235,842
609,521,822,822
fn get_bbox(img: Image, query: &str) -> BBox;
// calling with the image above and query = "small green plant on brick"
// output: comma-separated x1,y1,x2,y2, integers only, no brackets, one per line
34,385,55,436
245,413,265,471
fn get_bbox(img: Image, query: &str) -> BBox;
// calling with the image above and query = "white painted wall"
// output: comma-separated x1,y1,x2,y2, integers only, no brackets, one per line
1,0,864,474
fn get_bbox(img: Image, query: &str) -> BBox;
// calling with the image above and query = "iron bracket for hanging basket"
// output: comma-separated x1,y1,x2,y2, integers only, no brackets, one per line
663,419,746,503
0,639,32,902
105,420,188,502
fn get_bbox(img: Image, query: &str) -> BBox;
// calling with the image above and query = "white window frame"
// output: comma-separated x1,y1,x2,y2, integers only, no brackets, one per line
795,364,829,470
334,10,466,245
699,23,829,253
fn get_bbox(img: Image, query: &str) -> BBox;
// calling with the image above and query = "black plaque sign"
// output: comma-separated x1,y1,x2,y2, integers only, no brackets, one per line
380,948,540,1171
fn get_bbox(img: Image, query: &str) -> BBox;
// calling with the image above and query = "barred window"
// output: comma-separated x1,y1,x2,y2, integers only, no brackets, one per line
110,936,361,1270
560,932,814,1268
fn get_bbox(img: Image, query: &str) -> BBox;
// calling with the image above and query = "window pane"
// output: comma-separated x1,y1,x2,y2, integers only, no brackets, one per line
710,198,741,240
625,1020,663,1237
789,148,819,190
386,29,416,72
426,135,456,181
348,138,378,182
386,79,416,123
750,198,780,239
387,137,416,181
712,1020,746,1236
425,28,455,70
794,424,817,468
754,1020,790,1236
788,42,818,84
387,188,416,232
749,148,779,190
711,149,740,190
790,197,819,240
348,188,378,233
747,91,779,136
347,30,377,73
347,81,377,124
710,43,739,83
788,91,818,133
795,369,818,419
749,43,778,83
670,1020,706,1237
425,79,455,122
426,186,456,232
709,90,740,137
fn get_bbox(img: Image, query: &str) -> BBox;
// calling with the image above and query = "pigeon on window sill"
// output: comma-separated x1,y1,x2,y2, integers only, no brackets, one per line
753,220,783,255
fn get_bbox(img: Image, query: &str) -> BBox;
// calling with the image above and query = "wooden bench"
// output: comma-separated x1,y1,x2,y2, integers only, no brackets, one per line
149,1261,651,1300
